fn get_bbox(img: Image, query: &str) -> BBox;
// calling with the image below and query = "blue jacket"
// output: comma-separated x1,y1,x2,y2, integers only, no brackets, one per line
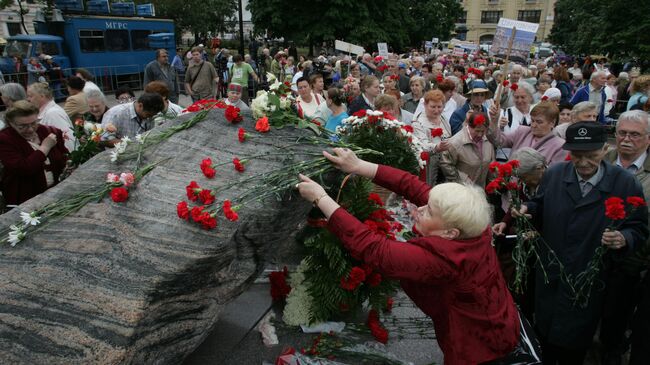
449,102,488,135
525,161,648,348
570,84,607,123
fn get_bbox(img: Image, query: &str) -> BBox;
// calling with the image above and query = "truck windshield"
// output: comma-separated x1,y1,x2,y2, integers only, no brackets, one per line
3,40,30,59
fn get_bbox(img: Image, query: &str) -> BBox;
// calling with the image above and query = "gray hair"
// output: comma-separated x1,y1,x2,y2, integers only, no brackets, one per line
572,101,597,117
0,83,26,102
510,147,547,176
517,81,535,97
618,110,650,134
85,88,106,104
27,82,53,99
591,70,607,80
446,75,463,93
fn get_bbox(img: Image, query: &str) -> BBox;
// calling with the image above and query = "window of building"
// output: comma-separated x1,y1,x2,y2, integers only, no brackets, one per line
7,23,22,36
457,11,467,24
481,11,502,24
131,30,151,50
518,10,541,23
105,30,130,51
34,42,60,56
79,29,105,52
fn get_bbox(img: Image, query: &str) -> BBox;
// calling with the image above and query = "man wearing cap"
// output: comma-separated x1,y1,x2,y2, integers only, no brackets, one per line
144,49,179,104
515,122,648,364
600,110,650,365
184,46,218,103
449,79,492,135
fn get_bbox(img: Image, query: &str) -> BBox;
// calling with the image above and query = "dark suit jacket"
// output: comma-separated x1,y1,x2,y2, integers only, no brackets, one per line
0,125,68,205
347,95,372,115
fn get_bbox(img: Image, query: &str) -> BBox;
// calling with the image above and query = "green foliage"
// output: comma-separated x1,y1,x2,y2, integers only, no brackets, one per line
247,0,462,52
550,0,650,59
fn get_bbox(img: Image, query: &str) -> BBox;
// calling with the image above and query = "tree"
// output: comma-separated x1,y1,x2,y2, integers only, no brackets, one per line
550,0,650,59
247,0,461,53
0,0,36,34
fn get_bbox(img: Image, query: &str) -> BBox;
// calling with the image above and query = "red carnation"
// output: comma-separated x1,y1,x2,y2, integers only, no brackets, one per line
506,182,519,191
508,160,520,169
605,197,626,220
198,211,217,229
430,128,444,138
541,95,549,101
367,309,388,344
498,163,513,177
352,109,367,118
565,153,572,161
110,187,129,202
489,161,500,172
474,114,486,126
626,196,647,207
510,83,519,91
222,199,240,221
269,266,291,301
199,189,215,205
186,181,201,201
225,105,242,123
200,158,216,178
238,127,247,142
190,205,205,222
255,116,270,133
233,158,245,172
366,272,382,287
176,201,190,220
420,151,430,161
340,266,366,291
502,80,510,87
436,74,444,83
368,193,384,206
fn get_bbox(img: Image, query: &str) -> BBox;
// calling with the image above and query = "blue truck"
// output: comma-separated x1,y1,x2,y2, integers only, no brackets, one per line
0,2,175,90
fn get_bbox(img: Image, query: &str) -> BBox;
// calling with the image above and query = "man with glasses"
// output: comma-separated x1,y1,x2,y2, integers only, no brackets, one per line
601,110,650,365
100,93,164,143
449,79,491,135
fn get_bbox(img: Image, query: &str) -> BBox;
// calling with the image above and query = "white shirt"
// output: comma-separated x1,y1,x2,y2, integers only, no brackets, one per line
39,100,76,151
83,81,102,94
413,98,457,123
297,93,324,121
616,151,647,173
503,106,531,134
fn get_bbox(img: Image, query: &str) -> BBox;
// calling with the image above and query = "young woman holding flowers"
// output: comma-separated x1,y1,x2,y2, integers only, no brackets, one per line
296,148,541,365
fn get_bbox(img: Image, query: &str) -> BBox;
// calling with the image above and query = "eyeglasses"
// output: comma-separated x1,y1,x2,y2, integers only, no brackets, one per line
616,130,646,139
13,121,39,131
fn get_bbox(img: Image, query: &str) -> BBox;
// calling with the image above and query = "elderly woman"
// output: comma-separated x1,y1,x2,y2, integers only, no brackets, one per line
439,112,495,187
83,89,109,124
493,82,535,161
413,90,452,185
554,101,598,139
0,83,27,129
489,101,566,165
347,75,380,115
296,148,539,365
402,76,425,113
375,94,413,125
0,100,68,206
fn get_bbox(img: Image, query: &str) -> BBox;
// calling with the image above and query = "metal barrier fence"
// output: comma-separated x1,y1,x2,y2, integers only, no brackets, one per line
2,64,145,101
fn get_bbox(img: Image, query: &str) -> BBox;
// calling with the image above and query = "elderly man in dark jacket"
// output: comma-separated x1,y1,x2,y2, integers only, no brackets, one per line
517,122,649,365
144,49,179,104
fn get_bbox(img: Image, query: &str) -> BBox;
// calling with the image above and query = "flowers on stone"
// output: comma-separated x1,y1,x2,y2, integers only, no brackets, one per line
119,172,135,187
367,309,389,344
186,181,201,201
199,189,215,205
19,211,41,226
8,225,25,247
223,200,240,221
238,127,248,142
200,158,216,179
176,201,190,220
225,105,243,123
106,173,120,183
110,137,130,163
233,158,245,172
110,187,129,202
255,116,270,133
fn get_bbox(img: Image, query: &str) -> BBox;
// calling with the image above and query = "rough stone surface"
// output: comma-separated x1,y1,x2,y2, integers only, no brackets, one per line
0,109,321,364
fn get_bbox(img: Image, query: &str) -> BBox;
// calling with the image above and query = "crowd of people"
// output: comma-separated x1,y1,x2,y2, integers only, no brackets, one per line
0,42,650,365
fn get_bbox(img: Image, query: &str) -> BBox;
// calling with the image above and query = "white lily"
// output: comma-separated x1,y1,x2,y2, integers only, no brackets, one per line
19,211,40,226
8,225,24,247
110,150,119,163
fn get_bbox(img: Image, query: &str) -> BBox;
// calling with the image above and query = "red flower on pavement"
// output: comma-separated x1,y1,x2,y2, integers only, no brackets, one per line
199,189,215,205
198,211,217,230
420,151,430,161
110,187,129,202
238,127,248,142
225,105,243,123
605,197,626,220
340,266,366,291
222,199,240,221
510,83,519,91
367,309,389,344
368,193,384,206
430,128,444,138
255,116,270,132
233,158,245,172
186,181,201,201
176,201,190,220
626,196,647,207
200,158,216,178
269,266,291,301
190,205,205,222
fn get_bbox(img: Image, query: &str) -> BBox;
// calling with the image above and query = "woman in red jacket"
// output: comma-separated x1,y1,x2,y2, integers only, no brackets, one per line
296,148,540,365
0,100,68,207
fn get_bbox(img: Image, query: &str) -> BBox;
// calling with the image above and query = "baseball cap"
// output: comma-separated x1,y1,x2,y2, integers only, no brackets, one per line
563,122,606,151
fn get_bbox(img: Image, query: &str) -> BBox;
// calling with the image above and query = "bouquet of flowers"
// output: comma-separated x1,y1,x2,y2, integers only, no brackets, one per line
68,119,105,167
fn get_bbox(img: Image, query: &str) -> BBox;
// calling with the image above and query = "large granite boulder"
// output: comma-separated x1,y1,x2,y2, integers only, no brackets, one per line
0,109,320,364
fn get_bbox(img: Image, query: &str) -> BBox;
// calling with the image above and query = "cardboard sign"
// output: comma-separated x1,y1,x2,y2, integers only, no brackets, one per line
490,18,540,64
453,47,465,57
335,40,365,55
377,42,389,57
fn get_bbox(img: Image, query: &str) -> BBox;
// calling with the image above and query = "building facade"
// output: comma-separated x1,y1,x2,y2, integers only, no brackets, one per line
455,0,556,44
0,1,45,39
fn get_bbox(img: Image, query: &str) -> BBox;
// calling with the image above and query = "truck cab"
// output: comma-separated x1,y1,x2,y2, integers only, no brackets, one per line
0,34,70,75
